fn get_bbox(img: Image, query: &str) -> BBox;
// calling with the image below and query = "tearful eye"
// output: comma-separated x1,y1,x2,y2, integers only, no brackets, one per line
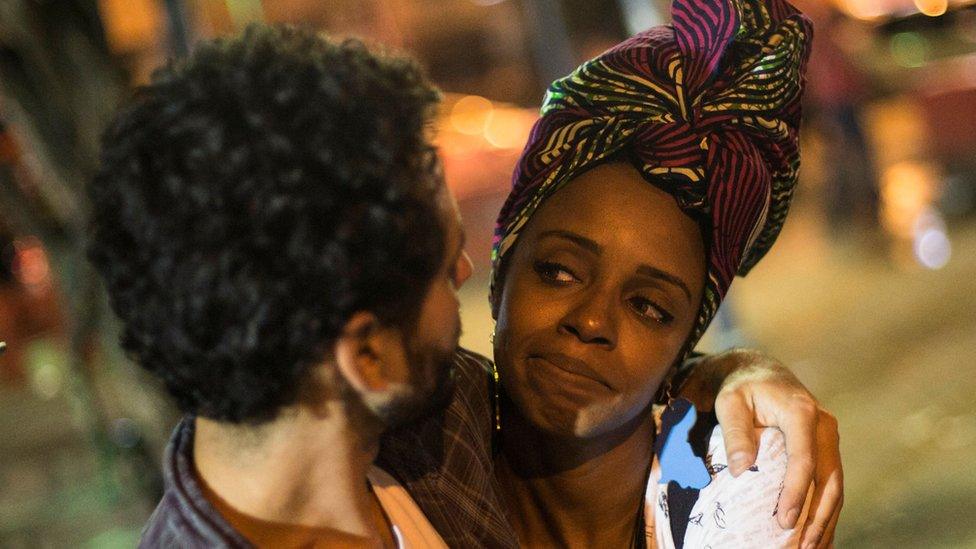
533,261,579,284
628,296,674,324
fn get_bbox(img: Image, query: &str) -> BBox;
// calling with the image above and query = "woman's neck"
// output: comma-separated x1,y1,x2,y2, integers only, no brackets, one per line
495,400,657,548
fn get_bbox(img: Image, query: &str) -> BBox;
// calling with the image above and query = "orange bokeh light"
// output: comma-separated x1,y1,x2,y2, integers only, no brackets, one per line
915,0,949,16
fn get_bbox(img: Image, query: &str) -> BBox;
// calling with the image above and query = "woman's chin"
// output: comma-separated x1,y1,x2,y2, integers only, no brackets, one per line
515,393,633,441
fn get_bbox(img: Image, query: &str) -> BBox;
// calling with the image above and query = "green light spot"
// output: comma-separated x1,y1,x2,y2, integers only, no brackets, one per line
890,32,930,69
226,0,264,30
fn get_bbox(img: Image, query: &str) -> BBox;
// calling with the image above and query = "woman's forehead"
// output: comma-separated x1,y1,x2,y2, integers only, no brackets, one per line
532,166,693,236
524,164,705,270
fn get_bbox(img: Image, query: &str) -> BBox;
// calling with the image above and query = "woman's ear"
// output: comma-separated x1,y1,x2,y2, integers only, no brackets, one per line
333,311,407,395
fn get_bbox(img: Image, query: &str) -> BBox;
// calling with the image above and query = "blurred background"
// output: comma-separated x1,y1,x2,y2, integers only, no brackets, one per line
0,0,974,546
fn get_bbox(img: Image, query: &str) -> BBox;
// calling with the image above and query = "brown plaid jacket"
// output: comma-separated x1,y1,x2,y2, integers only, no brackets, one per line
378,348,519,548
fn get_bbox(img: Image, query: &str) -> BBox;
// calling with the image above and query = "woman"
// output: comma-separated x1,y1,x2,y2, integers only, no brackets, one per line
381,0,835,546
492,161,812,547
488,0,815,545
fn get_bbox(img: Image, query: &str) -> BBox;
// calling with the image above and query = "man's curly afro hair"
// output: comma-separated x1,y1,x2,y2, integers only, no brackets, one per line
87,24,446,424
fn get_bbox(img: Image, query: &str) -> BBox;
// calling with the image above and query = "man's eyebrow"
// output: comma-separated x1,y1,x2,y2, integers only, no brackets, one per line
537,230,601,255
636,264,692,301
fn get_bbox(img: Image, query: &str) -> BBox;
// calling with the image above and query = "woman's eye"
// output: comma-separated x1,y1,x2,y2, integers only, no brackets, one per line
533,261,578,283
629,296,674,324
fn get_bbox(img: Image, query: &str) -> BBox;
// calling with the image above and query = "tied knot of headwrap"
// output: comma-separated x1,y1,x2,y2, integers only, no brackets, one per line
492,0,813,354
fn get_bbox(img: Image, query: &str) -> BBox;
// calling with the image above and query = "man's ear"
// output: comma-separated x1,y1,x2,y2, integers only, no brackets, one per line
333,311,406,394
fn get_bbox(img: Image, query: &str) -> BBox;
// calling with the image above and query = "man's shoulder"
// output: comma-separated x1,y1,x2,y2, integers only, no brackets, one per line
450,346,494,428
139,492,186,548
379,347,493,462
377,348,517,548
453,346,493,372
140,418,252,548
139,492,232,549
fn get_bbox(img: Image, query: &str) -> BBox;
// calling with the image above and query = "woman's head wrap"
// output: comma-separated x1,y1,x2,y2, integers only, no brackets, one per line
491,0,813,354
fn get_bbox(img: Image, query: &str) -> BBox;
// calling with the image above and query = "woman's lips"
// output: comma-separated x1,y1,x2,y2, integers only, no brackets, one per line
527,352,613,391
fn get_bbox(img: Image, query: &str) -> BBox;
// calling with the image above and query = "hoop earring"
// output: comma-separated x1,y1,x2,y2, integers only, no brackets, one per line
488,327,501,431
491,361,503,432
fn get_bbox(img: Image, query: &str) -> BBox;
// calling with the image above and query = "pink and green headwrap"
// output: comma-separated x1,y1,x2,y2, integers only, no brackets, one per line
490,0,813,354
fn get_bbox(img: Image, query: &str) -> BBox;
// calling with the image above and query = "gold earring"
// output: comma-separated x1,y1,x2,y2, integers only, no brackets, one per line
492,362,502,432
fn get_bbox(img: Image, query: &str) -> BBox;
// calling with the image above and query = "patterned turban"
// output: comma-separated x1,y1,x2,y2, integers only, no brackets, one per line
491,0,813,354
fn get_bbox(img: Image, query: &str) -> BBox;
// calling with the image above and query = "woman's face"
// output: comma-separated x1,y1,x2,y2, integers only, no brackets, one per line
493,162,706,440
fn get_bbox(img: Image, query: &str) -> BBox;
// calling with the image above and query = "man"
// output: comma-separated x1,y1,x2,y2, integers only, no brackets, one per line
88,23,840,548
88,24,470,546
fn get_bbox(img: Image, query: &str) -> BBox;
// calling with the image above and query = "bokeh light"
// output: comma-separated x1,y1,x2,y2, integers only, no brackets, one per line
12,237,52,295
881,161,938,238
914,0,949,17
914,226,952,268
835,0,887,21
890,31,930,68
450,95,494,135
483,108,535,149
912,208,953,269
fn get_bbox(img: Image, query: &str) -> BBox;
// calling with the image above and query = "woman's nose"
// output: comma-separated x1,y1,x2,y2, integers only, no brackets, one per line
559,287,617,349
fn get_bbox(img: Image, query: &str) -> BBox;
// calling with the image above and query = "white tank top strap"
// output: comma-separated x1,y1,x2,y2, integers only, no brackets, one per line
367,465,449,549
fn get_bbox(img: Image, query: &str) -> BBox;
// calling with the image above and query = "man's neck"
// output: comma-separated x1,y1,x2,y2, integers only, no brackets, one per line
495,405,656,548
193,402,386,541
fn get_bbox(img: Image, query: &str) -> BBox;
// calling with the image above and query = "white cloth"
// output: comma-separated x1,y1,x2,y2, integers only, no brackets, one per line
368,465,449,549
645,425,811,548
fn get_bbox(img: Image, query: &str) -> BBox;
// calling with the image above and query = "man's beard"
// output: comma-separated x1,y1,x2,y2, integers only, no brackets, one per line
372,331,459,429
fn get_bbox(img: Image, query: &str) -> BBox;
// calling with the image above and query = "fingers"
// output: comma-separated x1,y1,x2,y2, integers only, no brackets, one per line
798,467,842,547
714,390,759,476
818,502,842,549
802,494,841,549
775,394,820,529
801,411,843,548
